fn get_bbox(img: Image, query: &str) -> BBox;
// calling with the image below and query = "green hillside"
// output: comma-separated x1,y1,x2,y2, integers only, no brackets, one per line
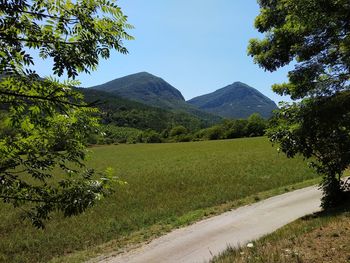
91,72,185,109
78,88,218,131
188,82,278,119
89,72,221,124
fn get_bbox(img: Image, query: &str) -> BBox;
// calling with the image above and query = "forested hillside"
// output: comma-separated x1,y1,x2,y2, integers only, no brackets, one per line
79,88,213,132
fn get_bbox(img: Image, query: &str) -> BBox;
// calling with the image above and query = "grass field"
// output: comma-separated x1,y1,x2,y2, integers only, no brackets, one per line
0,137,319,263
211,203,350,263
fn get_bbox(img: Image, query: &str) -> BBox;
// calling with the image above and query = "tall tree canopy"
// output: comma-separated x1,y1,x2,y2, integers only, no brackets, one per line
0,0,132,227
249,0,350,208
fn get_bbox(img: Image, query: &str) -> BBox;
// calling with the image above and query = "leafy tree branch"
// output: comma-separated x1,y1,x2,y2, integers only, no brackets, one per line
250,0,350,208
0,0,132,227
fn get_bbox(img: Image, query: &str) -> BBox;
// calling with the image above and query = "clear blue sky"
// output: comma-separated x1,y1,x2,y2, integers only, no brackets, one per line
35,0,293,104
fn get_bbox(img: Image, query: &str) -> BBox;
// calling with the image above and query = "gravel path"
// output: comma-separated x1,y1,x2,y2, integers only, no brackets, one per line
98,186,322,263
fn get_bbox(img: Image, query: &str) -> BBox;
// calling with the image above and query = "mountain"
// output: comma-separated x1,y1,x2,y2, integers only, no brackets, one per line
90,72,185,110
90,72,222,124
78,88,216,132
187,82,278,119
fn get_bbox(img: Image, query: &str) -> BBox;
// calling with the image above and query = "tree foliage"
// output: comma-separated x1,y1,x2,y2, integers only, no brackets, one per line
249,0,350,208
194,113,267,141
0,0,132,227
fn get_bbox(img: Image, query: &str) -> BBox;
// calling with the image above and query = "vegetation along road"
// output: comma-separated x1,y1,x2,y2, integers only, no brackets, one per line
0,137,320,263
99,186,322,263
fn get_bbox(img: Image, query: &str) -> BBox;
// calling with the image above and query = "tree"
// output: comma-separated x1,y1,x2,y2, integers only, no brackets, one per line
0,0,132,227
169,125,188,137
223,119,248,139
246,113,267,137
249,0,350,208
142,129,162,143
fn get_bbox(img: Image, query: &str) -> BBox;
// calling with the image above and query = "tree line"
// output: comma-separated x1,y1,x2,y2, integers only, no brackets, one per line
86,112,268,145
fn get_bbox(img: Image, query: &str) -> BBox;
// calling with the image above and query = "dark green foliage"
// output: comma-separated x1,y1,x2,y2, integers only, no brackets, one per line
175,134,193,142
223,119,249,139
246,113,267,137
202,126,224,140
250,0,350,208
83,83,268,144
89,125,164,145
98,125,142,144
169,125,188,137
79,88,211,133
141,129,162,143
188,82,278,119
0,0,132,227
90,112,267,144
267,96,350,208
168,125,193,142
195,113,267,141
0,111,15,139
80,83,268,144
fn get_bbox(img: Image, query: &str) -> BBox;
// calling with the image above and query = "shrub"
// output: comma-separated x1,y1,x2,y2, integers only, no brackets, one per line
169,125,188,137
141,129,162,143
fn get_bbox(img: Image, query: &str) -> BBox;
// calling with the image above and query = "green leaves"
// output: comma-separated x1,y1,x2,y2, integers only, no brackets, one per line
0,77,117,226
252,0,350,208
0,0,132,227
0,0,133,78
249,0,350,98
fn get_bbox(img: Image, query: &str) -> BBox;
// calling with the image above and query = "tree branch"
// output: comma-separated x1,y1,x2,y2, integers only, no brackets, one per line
0,90,98,108
18,10,78,22
0,36,79,45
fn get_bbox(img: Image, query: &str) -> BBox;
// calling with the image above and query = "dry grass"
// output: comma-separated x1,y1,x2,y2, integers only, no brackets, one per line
212,203,350,263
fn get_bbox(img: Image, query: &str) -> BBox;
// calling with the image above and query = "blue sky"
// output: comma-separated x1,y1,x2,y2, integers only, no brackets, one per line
35,1,293,104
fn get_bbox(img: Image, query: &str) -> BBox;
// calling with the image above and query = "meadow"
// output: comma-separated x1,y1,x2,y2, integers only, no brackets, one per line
0,137,319,263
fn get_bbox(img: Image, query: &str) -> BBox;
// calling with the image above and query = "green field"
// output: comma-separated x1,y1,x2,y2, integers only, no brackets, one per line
0,137,319,263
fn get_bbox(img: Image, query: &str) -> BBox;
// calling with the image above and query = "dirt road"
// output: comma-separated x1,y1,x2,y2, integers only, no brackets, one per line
98,186,322,263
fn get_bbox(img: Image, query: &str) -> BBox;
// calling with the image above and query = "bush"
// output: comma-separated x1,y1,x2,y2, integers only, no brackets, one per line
99,125,142,144
174,134,193,142
206,126,223,140
141,129,162,143
169,125,188,137
246,113,267,137
196,126,223,140
224,119,248,139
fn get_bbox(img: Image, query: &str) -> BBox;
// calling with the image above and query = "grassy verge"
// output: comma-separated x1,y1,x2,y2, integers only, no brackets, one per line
52,178,321,263
0,137,319,263
212,202,350,263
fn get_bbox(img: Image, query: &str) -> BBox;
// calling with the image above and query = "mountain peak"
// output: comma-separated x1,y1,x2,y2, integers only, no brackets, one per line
188,82,277,119
222,82,255,91
127,71,156,78
90,72,185,109
231,81,246,86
